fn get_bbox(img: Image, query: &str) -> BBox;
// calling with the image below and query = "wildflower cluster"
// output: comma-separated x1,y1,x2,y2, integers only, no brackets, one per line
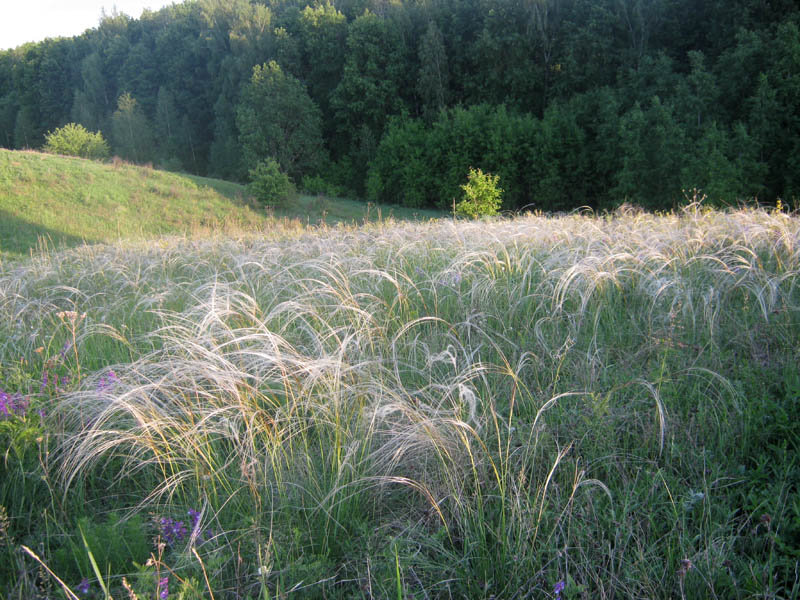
0,390,30,419
159,517,188,545
96,370,118,392
40,371,70,395
158,509,212,551
438,270,462,288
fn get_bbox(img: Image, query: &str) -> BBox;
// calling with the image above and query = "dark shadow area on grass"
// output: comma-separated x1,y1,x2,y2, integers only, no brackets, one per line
0,210,99,257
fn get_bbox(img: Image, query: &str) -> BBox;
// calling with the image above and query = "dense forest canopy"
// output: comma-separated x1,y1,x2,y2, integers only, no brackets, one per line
1,0,798,211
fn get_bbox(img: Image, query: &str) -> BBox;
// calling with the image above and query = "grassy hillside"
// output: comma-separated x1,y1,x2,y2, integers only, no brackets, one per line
0,150,441,258
0,206,797,598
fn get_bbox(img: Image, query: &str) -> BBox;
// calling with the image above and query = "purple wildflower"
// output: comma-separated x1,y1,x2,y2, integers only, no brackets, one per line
13,394,29,416
77,577,90,595
554,580,565,599
1,392,30,418
438,271,462,287
97,371,119,393
187,508,212,543
159,517,187,545
60,340,72,358
40,372,48,392
157,576,169,600
188,508,201,532
0,391,10,417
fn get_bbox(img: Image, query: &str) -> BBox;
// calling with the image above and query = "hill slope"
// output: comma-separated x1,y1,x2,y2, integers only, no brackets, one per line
0,149,271,257
0,150,441,258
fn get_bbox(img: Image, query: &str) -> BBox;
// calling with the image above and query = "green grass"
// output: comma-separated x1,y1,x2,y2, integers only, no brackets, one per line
0,200,798,598
186,170,441,224
0,150,442,259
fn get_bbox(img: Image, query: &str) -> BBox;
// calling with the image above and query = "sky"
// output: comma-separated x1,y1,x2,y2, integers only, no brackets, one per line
1,1,179,50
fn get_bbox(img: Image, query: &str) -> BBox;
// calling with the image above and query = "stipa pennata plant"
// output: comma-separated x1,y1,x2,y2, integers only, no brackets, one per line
0,205,797,597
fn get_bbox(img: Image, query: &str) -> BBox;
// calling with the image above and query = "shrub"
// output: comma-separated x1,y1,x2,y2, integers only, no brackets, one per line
455,167,503,218
43,123,110,160
247,157,296,208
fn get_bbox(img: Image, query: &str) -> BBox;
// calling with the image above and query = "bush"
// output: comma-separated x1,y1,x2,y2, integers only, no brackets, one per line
43,123,110,160
247,157,296,208
455,167,503,218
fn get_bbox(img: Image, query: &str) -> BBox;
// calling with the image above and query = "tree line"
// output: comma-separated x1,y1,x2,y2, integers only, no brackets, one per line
0,0,798,211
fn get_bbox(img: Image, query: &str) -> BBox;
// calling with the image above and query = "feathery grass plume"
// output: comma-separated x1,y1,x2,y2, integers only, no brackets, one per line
0,205,797,596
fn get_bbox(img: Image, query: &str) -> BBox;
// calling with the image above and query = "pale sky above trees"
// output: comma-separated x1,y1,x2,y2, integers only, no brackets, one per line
1,0,176,50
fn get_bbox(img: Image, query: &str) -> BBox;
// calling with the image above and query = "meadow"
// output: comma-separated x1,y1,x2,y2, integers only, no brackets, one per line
0,149,440,260
0,202,798,599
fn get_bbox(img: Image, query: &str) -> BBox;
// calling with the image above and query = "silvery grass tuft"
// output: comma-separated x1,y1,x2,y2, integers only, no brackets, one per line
0,203,797,597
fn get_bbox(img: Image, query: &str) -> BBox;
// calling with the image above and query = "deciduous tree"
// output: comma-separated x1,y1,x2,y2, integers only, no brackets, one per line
110,92,155,163
236,60,326,180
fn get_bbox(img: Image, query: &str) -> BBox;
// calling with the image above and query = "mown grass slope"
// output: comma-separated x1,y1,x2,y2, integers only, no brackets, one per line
0,205,797,598
0,149,441,259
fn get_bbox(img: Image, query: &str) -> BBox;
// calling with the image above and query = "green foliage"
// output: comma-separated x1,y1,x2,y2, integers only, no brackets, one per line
531,99,590,212
2,0,800,207
0,412,50,545
614,97,687,209
51,514,151,583
368,105,537,210
43,123,110,160
236,61,326,180
455,167,502,218
680,121,767,204
154,86,181,165
331,11,407,146
297,2,347,117
13,106,37,149
417,21,449,120
247,157,296,208
366,115,429,208
110,92,155,164
70,52,107,131
301,174,344,198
